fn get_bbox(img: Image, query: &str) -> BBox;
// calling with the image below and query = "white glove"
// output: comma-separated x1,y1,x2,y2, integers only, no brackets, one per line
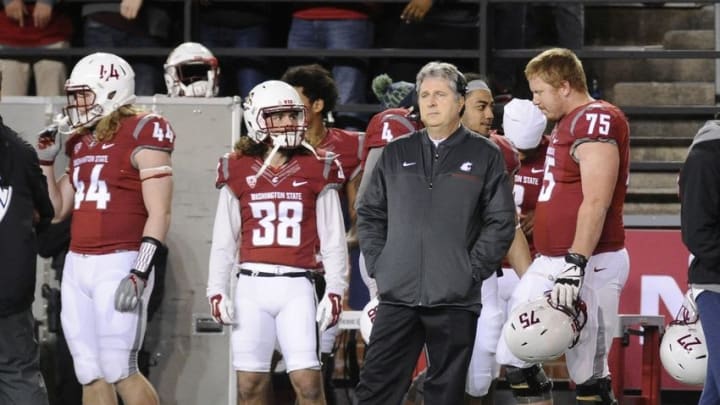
208,293,235,325
551,253,587,308
316,292,342,332
114,272,147,312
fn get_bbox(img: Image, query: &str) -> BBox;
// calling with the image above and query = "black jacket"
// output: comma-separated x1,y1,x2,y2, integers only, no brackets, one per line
357,126,516,313
680,120,720,285
0,116,54,317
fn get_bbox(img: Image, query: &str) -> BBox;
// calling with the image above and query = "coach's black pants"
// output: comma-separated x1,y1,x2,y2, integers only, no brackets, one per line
355,303,478,405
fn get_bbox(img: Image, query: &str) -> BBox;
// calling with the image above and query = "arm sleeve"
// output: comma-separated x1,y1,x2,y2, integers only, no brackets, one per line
469,150,517,280
681,145,720,268
25,143,54,233
356,148,389,277
207,186,241,297
316,187,349,295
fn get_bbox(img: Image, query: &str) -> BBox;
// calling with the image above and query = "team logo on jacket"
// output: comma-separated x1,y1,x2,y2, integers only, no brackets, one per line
245,175,257,189
0,184,12,224
460,161,473,172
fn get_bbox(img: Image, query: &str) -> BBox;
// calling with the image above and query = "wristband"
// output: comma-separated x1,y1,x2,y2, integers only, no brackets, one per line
131,236,164,279
565,252,588,269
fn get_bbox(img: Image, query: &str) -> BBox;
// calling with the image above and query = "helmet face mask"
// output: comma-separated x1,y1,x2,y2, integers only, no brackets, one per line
503,294,587,362
164,42,219,98
243,80,307,149
63,52,136,129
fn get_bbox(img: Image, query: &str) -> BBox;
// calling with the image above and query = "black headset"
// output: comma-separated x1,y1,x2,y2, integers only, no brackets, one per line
455,71,468,97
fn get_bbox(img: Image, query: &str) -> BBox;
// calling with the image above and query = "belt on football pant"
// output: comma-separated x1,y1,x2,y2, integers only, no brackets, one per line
238,269,314,279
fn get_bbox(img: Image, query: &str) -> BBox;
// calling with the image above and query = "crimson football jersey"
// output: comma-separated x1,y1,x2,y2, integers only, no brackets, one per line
512,136,550,256
66,113,175,254
534,101,629,256
362,107,423,168
216,151,345,269
317,127,363,181
489,131,520,176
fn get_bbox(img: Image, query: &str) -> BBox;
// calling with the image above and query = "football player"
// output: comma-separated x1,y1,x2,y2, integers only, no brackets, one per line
496,48,630,405
206,80,348,404
164,42,220,98
280,64,363,403
460,76,535,405
35,52,173,405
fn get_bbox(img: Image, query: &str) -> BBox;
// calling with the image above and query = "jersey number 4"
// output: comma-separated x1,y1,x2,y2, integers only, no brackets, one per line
249,201,303,247
73,164,110,209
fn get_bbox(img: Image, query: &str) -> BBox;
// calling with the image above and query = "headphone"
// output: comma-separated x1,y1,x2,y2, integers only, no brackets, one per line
455,71,468,97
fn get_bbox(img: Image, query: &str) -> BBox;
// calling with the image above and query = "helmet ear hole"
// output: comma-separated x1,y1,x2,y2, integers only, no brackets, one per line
107,90,117,100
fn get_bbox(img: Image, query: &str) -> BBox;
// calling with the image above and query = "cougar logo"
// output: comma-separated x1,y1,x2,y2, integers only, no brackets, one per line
0,184,12,224
245,175,257,189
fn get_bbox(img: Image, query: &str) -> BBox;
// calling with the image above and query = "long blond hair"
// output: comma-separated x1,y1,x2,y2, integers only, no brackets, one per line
92,105,145,142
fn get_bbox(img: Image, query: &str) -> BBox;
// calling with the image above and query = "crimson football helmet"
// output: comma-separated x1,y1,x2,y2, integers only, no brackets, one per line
660,290,707,386
243,80,307,149
64,52,136,129
164,42,219,98
503,294,587,362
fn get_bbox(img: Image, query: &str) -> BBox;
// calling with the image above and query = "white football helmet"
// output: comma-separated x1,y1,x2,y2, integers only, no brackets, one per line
503,295,587,362
63,52,136,129
164,42,219,98
243,80,307,148
660,291,707,386
359,297,379,344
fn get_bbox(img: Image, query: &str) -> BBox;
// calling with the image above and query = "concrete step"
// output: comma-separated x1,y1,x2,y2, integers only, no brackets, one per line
624,202,680,215
586,5,713,45
628,172,679,189
663,29,714,49
613,82,714,106
646,58,714,82
630,119,706,138
631,146,688,161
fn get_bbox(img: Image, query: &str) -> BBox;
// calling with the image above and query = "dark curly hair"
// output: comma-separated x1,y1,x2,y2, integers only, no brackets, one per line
281,64,338,116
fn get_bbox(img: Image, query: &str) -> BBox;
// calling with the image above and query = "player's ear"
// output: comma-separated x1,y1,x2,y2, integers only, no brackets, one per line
312,98,324,114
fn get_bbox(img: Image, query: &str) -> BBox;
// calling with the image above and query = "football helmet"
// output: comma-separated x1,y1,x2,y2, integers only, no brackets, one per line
63,52,136,129
359,297,379,344
164,42,219,98
243,80,307,148
660,291,707,385
503,294,587,362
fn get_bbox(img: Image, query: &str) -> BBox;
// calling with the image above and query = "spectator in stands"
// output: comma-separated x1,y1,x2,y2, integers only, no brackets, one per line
196,2,271,97
81,0,171,95
0,0,72,96
0,69,53,405
374,0,478,83
679,120,720,405
164,41,219,98
527,4,583,50
287,2,374,129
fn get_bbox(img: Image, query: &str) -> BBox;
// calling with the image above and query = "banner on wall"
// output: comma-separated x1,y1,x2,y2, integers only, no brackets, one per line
617,228,698,391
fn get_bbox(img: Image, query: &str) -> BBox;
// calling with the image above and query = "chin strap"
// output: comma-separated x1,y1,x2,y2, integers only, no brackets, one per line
252,141,282,180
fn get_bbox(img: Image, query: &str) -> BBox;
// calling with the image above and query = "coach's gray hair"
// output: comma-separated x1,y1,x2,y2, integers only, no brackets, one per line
415,61,466,99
